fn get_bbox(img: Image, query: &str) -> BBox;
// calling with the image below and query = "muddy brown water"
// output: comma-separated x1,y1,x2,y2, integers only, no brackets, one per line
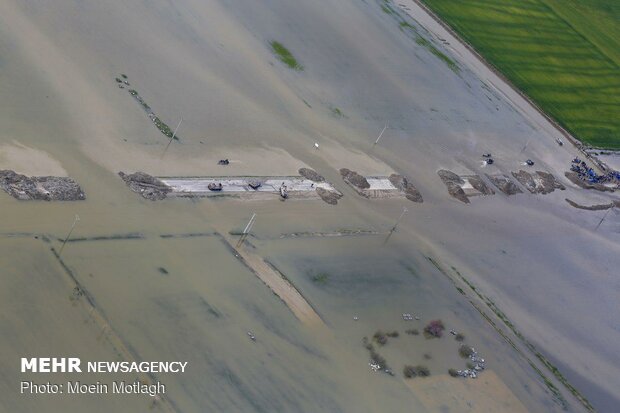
1,0,619,411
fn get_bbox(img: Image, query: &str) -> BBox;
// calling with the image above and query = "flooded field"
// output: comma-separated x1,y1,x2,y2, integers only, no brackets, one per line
1,0,619,411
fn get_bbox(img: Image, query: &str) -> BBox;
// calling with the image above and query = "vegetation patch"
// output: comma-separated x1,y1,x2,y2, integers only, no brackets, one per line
311,272,330,284
116,75,179,141
373,330,388,346
330,106,345,118
269,41,303,71
422,0,620,148
424,319,445,338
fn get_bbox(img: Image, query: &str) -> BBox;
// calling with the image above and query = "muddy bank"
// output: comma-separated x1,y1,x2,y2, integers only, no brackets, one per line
0,170,85,201
118,171,171,201
389,174,423,203
512,170,565,194
486,174,522,196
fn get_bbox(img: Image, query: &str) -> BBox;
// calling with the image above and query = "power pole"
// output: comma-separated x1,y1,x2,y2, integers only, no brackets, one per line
58,214,80,257
384,207,407,244
237,213,257,247
594,206,614,232
374,122,389,146
161,117,183,159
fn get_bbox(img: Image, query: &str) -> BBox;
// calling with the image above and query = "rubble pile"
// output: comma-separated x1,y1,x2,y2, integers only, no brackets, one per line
389,174,423,202
340,168,370,189
118,171,171,201
298,168,325,182
512,170,565,194
438,170,469,203
315,187,342,205
467,175,495,195
486,174,522,195
0,170,85,201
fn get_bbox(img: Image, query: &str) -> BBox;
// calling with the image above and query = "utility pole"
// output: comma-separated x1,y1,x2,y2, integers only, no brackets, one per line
58,214,80,257
161,117,183,159
594,206,614,232
237,213,257,248
374,122,388,146
384,207,407,244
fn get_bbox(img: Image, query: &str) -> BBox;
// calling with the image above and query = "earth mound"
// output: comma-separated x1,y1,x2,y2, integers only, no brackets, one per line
119,171,171,200
0,170,85,201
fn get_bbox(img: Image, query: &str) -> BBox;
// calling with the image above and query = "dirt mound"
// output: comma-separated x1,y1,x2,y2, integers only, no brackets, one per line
316,187,342,205
536,171,565,193
512,170,565,194
0,170,85,201
340,168,370,189
389,174,423,202
437,170,469,203
119,171,171,200
467,175,495,195
438,169,464,185
299,168,325,182
511,170,536,193
486,174,522,195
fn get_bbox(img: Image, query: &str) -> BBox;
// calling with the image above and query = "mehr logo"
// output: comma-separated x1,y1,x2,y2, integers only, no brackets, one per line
21,358,81,373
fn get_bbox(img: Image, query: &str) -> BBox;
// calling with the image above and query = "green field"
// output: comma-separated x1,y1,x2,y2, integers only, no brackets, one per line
421,0,620,149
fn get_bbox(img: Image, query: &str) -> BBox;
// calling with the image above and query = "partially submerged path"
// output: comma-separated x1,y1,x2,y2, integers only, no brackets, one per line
217,232,325,326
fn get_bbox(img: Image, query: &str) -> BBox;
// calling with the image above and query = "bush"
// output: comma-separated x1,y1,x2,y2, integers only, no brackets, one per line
405,328,419,335
424,319,445,338
414,365,430,377
373,331,388,346
403,365,417,378
459,344,474,358
386,331,399,338
448,368,458,377
455,333,465,342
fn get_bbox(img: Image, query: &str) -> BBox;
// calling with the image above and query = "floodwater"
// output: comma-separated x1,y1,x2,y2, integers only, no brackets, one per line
1,0,619,412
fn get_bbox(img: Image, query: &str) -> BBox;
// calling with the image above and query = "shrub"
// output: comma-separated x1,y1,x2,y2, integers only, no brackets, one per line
405,328,419,335
459,344,474,358
403,365,417,378
424,319,445,338
386,331,399,338
414,365,430,377
455,333,465,342
448,368,458,377
373,331,388,346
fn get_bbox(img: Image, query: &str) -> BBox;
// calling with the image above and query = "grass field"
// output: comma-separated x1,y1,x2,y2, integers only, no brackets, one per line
421,0,620,149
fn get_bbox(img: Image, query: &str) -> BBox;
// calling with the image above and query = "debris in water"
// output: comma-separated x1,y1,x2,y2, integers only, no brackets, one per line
118,171,171,201
0,170,85,201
